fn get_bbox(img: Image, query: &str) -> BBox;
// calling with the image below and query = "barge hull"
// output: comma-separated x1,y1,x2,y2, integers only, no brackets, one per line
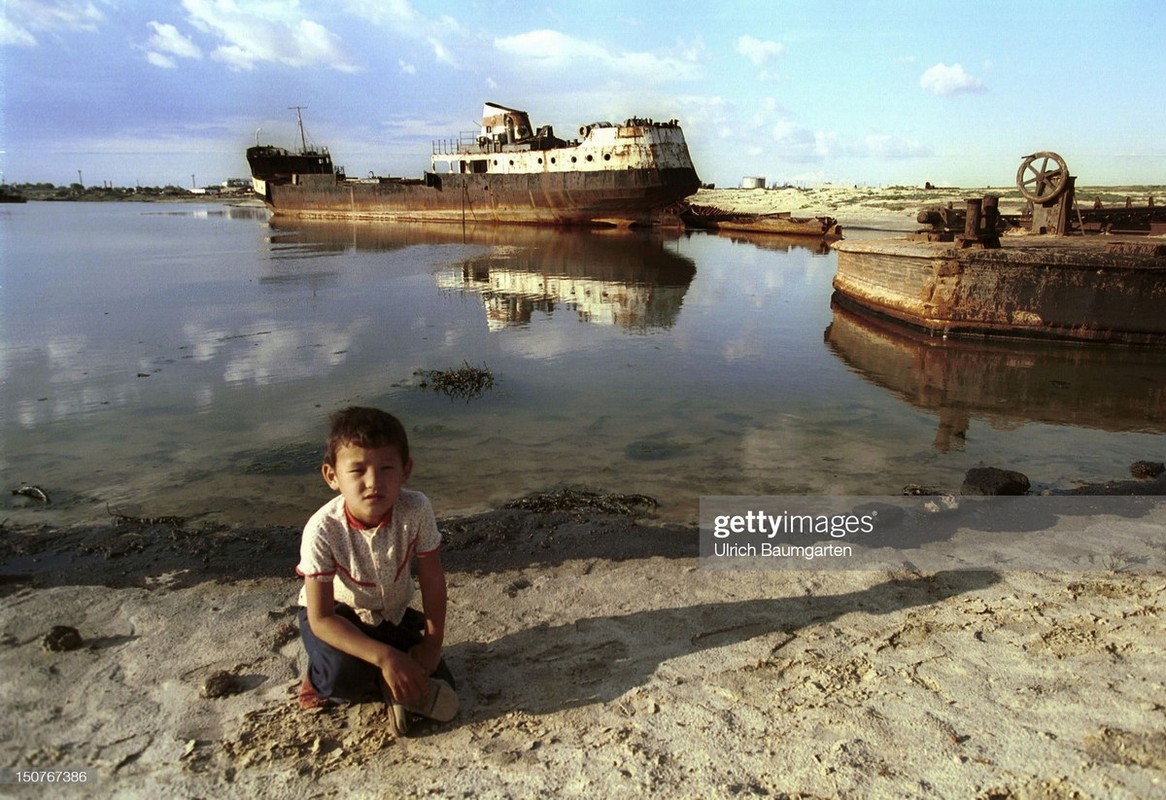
832,238,1166,345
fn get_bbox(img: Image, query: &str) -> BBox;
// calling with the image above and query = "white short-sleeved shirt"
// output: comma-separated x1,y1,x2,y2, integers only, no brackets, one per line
296,489,442,626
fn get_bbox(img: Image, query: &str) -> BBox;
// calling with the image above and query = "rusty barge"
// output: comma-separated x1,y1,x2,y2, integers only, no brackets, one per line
832,152,1166,345
247,103,701,227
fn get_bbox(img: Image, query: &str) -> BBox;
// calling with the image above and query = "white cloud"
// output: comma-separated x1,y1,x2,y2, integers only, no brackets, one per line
146,51,177,69
814,130,931,160
919,62,985,96
180,0,357,72
427,36,456,66
341,0,421,30
399,59,416,75
0,18,38,47
343,0,466,65
735,34,785,67
0,0,103,46
494,29,699,81
146,21,202,60
494,29,604,66
862,134,931,158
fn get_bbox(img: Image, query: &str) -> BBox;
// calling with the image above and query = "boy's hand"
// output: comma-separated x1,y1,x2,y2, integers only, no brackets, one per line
409,639,443,675
379,647,428,706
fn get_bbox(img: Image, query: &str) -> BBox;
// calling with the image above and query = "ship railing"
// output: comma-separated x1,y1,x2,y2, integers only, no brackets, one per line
432,131,486,156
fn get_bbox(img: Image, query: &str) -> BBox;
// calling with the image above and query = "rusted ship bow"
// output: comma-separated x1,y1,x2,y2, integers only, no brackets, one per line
247,103,700,227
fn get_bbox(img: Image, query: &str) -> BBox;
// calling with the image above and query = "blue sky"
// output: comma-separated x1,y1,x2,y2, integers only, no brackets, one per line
2,0,1163,189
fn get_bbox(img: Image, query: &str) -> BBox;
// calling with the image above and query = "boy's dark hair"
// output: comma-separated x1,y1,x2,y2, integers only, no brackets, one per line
324,406,410,466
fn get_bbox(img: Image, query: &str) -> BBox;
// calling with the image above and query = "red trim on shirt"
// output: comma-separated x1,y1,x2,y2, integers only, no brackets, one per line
393,537,418,581
333,559,378,588
295,567,337,579
344,502,392,532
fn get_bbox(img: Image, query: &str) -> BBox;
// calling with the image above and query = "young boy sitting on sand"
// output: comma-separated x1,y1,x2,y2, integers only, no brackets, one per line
295,406,457,735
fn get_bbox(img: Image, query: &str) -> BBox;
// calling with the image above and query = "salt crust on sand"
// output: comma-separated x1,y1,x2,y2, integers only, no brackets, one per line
2,507,1164,799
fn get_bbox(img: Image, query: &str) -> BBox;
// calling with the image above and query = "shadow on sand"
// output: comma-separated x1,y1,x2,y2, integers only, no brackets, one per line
441,569,1001,726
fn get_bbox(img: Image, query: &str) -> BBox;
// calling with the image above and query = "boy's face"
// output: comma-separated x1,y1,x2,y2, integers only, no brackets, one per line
322,442,412,527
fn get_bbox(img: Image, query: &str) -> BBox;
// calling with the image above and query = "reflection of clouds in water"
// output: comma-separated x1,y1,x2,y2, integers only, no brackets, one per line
194,385,215,409
721,335,764,362
220,324,354,387
498,327,575,362
11,322,358,426
12,335,143,426
182,323,233,361
46,336,92,382
16,400,41,427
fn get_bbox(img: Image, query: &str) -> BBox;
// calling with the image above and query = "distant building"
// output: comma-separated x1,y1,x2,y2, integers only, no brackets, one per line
740,176,766,189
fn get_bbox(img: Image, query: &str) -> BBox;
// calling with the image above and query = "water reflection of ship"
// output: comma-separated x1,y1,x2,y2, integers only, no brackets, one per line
825,299,1166,452
263,218,697,330
265,216,512,256
433,231,697,331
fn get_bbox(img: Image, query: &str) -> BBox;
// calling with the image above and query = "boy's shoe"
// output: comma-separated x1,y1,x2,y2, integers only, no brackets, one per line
297,675,329,710
383,678,459,736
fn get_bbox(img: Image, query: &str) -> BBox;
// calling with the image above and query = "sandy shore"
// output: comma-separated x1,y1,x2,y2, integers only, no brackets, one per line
3,488,1165,799
4,189,1166,799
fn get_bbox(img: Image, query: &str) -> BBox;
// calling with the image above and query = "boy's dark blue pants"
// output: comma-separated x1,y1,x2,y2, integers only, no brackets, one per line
299,604,455,701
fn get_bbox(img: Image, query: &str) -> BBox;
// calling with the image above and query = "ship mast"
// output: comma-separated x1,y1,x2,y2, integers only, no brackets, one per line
290,105,309,152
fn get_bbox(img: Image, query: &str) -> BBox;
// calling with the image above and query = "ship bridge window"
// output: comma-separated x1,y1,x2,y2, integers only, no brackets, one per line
471,159,488,174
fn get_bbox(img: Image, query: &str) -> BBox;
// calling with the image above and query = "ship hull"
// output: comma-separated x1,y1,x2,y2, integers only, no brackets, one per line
266,168,700,226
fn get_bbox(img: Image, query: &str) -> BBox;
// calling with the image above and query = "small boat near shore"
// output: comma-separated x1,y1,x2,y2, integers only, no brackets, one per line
247,103,701,227
678,204,841,238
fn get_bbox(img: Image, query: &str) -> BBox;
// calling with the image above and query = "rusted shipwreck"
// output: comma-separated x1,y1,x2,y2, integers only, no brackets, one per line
247,103,701,227
832,152,1166,345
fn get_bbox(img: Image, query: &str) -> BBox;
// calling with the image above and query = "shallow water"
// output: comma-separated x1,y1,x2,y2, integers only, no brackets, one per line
3,202,1165,528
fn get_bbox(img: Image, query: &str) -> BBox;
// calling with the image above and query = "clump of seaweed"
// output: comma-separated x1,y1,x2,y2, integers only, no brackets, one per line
415,361,495,401
504,486,658,516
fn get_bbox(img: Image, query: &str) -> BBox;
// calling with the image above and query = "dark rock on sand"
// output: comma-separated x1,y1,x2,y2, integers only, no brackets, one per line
202,670,245,699
961,467,1030,496
1130,461,1165,480
41,625,83,652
